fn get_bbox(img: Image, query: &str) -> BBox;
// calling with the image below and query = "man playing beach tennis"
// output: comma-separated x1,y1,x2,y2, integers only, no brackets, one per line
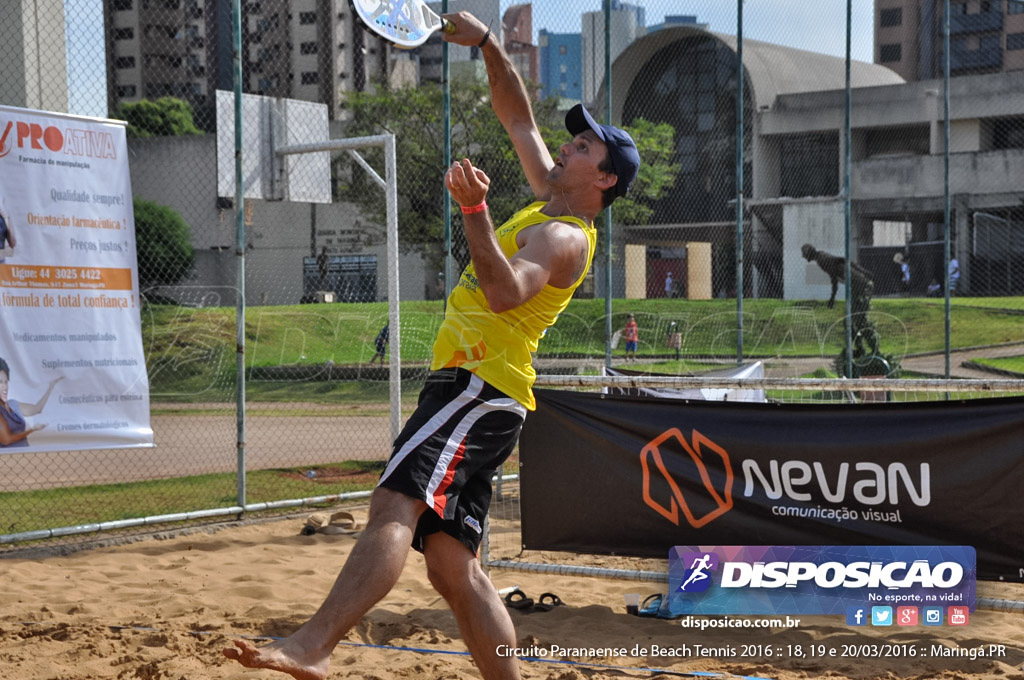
223,11,639,680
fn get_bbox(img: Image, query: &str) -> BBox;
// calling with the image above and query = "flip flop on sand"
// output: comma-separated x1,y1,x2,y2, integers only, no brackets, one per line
636,593,663,617
301,510,364,536
504,588,534,610
533,592,564,612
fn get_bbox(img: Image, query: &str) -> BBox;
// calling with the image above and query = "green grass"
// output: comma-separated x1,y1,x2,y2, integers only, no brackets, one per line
971,355,1024,375
947,297,1024,311
243,379,422,412
0,461,385,537
762,367,982,404
141,297,1024,402
1,456,528,538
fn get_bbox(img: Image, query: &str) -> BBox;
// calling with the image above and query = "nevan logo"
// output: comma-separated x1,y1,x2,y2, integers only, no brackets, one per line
640,430,932,528
640,428,734,528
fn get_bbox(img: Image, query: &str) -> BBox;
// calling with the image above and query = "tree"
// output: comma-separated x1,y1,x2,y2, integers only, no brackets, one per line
336,79,678,273
115,97,203,138
605,118,680,227
133,198,195,292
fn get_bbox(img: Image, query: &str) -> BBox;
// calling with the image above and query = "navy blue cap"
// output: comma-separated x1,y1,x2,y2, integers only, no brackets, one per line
565,104,640,198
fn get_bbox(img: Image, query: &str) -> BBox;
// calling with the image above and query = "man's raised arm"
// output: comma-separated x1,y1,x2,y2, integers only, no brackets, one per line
442,12,553,200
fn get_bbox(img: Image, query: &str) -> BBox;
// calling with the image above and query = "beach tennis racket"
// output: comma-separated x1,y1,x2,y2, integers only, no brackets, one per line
350,0,457,49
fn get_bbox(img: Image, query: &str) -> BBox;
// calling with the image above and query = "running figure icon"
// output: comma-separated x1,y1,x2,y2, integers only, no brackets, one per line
680,553,713,591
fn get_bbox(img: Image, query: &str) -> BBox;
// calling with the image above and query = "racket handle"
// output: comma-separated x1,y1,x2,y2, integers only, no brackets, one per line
441,18,456,34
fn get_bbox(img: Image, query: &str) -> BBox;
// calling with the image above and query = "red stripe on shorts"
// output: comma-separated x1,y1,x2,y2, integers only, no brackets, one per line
432,437,467,515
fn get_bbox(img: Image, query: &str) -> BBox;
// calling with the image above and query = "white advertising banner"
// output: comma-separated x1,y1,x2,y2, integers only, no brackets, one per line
0,105,153,452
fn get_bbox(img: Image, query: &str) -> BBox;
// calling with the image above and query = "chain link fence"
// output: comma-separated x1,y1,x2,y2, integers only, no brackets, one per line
2,0,1024,549
483,379,1024,578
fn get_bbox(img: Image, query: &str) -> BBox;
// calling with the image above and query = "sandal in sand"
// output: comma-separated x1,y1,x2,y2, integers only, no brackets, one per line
301,511,364,536
533,592,564,612
504,588,534,610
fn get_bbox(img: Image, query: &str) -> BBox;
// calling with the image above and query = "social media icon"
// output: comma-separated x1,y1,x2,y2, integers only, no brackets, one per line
897,606,918,626
845,606,867,626
948,606,969,626
871,606,893,626
923,607,943,626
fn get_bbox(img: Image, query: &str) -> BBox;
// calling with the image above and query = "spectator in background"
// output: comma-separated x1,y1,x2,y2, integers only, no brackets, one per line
623,313,638,362
894,252,910,296
316,247,330,288
664,271,674,298
927,278,941,297
949,256,960,295
367,324,389,366
666,321,681,360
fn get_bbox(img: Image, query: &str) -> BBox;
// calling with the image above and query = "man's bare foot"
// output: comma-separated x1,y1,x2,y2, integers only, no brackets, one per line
222,639,330,680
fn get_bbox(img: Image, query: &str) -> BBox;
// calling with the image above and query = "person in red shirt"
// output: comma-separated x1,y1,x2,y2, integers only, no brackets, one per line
623,313,638,362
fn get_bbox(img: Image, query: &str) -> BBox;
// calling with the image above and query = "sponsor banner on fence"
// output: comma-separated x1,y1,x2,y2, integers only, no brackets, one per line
603,363,766,402
666,545,976,616
0,105,152,452
519,389,1024,581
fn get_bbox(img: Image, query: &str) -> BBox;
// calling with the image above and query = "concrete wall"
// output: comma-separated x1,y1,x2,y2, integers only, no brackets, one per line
761,72,1024,139
950,119,982,153
127,134,430,306
852,148,1024,201
782,201,846,301
624,244,646,299
686,243,713,300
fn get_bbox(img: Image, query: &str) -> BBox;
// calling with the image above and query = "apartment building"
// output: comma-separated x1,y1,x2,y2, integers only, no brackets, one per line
875,0,1024,80
503,3,538,87
538,29,582,103
104,0,393,123
2,0,68,112
581,1,645,106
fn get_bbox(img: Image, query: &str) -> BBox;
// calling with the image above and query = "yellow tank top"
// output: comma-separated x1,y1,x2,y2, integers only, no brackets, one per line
430,201,596,410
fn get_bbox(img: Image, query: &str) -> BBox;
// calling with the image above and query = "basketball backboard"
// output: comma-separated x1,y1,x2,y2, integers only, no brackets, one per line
216,90,331,203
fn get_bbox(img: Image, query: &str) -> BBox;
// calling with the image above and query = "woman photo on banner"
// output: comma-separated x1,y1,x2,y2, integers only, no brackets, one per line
0,357,63,447
0,194,16,262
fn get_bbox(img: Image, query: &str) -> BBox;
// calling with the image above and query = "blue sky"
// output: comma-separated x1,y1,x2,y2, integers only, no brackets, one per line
65,0,107,117
64,0,875,118
516,0,874,61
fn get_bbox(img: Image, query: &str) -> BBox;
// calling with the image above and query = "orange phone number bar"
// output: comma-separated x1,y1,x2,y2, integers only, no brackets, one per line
0,264,133,291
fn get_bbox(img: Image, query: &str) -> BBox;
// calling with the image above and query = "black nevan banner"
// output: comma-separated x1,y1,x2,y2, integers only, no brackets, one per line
519,390,1024,581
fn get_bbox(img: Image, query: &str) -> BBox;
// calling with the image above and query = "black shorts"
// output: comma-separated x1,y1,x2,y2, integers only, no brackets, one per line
377,368,526,555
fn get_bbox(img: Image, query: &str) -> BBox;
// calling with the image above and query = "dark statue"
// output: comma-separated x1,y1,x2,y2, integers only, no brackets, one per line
801,244,896,377
800,244,873,311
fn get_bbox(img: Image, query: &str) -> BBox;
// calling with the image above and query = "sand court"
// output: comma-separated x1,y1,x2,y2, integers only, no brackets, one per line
2,513,1023,680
